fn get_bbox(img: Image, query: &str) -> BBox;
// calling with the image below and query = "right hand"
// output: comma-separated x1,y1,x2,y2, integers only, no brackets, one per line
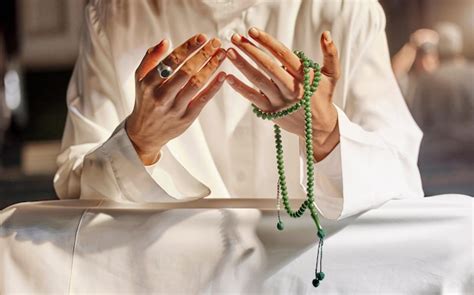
126,34,226,165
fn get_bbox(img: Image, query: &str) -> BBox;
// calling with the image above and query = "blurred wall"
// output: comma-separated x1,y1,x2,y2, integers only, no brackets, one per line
381,0,474,58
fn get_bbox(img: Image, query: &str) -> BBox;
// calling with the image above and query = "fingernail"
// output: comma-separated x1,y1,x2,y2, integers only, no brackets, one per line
211,38,221,48
249,27,259,38
324,31,332,43
196,34,207,44
218,72,226,82
226,76,235,85
217,50,225,60
231,33,241,43
227,49,237,60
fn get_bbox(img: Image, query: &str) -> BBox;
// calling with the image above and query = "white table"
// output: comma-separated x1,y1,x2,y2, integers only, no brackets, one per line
1,195,472,294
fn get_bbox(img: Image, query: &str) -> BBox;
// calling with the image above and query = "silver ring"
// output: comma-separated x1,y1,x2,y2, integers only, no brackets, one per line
156,61,173,79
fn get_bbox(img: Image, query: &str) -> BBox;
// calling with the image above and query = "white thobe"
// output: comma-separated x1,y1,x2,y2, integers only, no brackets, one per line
54,0,424,220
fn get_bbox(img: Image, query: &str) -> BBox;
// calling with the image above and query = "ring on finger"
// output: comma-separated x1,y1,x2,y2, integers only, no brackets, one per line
157,61,174,78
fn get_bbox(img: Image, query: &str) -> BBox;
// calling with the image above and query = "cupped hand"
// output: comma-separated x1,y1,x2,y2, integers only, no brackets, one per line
126,34,227,165
225,28,341,160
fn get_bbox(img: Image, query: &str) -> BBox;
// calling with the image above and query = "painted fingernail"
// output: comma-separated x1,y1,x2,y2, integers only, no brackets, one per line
226,76,235,85
196,34,207,44
249,27,259,38
227,48,237,60
231,33,241,43
211,38,221,48
217,50,226,60
324,31,332,43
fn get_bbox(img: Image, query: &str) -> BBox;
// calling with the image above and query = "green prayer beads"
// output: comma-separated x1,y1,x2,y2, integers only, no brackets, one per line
253,50,325,235
252,50,326,288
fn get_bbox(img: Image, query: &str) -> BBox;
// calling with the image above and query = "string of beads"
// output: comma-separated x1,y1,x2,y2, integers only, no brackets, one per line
252,50,326,288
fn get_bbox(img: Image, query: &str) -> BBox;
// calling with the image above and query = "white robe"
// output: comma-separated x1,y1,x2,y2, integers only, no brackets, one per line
54,0,424,220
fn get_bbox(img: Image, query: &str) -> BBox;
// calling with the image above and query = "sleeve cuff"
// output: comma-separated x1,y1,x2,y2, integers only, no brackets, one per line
88,121,210,202
143,145,211,200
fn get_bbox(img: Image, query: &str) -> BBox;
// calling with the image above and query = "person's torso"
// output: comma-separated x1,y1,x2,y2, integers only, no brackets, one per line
90,0,355,198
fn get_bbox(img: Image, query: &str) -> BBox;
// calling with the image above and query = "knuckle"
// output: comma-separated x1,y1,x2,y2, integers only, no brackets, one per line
189,76,204,89
153,86,168,100
267,62,280,74
167,106,181,118
185,39,195,51
198,95,208,104
166,53,180,67
179,65,193,77
209,56,220,68
254,75,267,87
200,49,212,60
275,47,290,60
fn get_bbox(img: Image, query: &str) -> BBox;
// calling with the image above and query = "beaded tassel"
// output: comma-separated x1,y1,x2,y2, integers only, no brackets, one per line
252,50,326,288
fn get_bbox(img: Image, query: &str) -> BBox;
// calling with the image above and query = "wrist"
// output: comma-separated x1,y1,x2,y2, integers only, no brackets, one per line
309,104,340,161
125,119,163,166
133,144,162,166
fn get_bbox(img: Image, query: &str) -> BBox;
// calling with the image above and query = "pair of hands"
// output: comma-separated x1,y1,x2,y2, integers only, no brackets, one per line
126,28,341,166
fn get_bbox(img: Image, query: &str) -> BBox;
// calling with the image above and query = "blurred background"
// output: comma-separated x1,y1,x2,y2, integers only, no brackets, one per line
0,0,473,209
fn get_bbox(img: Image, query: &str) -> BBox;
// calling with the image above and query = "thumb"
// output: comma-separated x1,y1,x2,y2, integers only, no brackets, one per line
136,39,170,82
320,31,340,83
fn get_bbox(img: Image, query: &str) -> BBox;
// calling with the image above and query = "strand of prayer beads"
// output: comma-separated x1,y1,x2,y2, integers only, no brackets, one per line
252,50,326,288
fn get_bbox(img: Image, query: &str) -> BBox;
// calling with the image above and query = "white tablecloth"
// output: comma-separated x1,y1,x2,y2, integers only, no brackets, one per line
1,195,472,294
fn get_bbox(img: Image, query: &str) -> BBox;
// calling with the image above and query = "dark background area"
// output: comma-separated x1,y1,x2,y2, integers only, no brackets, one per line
0,0,473,209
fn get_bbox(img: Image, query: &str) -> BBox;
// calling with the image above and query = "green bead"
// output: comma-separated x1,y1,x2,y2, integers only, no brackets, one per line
312,279,320,288
316,272,325,281
276,221,284,231
257,50,325,247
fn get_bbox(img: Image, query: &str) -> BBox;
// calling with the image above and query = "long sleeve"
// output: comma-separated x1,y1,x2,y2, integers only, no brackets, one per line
301,1,424,220
54,3,209,202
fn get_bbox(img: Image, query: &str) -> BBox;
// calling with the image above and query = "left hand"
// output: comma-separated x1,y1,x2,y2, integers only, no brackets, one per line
226,27,341,161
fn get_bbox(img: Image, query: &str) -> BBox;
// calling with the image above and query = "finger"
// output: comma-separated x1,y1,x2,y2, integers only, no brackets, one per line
226,48,285,106
183,72,226,121
173,48,226,113
226,74,272,111
142,33,207,85
248,27,302,78
231,34,298,100
156,38,222,104
136,40,170,81
163,38,222,96
320,31,340,82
